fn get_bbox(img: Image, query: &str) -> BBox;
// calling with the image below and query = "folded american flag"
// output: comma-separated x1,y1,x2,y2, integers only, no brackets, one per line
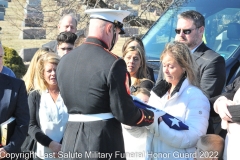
132,96,189,130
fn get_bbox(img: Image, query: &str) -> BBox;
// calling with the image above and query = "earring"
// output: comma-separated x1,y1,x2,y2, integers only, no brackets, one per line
183,71,187,77
183,68,186,74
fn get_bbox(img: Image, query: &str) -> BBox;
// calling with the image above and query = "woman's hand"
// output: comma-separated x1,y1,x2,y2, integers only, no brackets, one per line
158,116,162,124
49,141,61,158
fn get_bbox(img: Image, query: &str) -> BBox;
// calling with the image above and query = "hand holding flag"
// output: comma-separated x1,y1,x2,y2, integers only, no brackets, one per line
132,96,189,131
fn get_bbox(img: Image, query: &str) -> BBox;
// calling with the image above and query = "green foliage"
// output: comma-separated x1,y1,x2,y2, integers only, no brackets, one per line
3,46,26,78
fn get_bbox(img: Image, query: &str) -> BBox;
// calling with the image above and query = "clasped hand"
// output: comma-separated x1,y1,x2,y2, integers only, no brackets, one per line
215,97,234,122
49,141,62,158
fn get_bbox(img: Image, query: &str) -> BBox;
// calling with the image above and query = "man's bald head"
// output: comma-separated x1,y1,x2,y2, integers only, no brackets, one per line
88,19,118,50
58,14,78,33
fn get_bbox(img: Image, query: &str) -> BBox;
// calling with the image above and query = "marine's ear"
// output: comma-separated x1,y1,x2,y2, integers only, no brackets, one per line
105,23,113,35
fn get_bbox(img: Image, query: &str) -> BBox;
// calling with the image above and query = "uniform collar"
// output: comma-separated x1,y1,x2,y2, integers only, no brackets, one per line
191,42,203,53
85,37,109,49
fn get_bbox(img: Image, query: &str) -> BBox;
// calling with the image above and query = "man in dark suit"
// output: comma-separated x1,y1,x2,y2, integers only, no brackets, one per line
157,10,226,98
157,10,226,133
0,73,29,159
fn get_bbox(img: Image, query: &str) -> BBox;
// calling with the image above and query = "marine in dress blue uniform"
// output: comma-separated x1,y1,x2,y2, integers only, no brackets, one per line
56,9,156,160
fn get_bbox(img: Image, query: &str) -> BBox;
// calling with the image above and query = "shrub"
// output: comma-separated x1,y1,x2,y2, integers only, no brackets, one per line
3,46,26,78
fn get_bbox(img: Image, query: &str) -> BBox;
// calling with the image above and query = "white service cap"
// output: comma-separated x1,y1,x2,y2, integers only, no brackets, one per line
85,8,130,24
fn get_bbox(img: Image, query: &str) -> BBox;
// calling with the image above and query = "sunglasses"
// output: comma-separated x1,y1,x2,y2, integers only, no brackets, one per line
175,27,199,35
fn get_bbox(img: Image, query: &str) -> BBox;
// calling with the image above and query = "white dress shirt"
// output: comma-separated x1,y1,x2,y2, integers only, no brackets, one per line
36,90,68,160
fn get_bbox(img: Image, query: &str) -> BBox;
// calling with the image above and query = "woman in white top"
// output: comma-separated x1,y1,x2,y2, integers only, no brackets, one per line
28,52,68,160
214,87,240,159
147,41,210,160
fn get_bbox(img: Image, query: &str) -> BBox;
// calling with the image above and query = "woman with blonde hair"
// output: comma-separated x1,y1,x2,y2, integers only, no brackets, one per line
123,45,154,94
22,47,53,93
28,52,68,160
123,45,147,82
122,36,155,82
146,41,209,159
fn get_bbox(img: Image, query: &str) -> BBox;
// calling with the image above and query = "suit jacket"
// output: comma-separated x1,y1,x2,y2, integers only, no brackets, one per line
0,73,29,155
157,42,226,99
42,40,58,53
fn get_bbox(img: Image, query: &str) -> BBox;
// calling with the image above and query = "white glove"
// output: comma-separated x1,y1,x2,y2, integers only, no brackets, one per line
145,109,165,136
123,125,146,138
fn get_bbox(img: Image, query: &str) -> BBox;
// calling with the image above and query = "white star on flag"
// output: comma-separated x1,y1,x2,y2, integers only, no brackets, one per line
170,118,180,127
132,95,189,130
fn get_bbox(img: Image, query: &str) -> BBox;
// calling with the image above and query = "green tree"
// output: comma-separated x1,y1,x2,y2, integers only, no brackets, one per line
3,46,26,78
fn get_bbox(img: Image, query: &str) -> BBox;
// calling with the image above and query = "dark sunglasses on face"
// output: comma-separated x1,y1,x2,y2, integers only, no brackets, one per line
175,27,199,35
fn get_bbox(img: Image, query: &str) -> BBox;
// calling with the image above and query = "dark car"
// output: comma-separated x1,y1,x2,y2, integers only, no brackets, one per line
142,0,240,86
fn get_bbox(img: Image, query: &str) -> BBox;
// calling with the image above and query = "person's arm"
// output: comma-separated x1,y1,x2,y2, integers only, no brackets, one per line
3,81,29,153
200,55,226,98
28,91,53,147
108,58,155,127
209,76,240,116
213,96,234,121
224,76,240,99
